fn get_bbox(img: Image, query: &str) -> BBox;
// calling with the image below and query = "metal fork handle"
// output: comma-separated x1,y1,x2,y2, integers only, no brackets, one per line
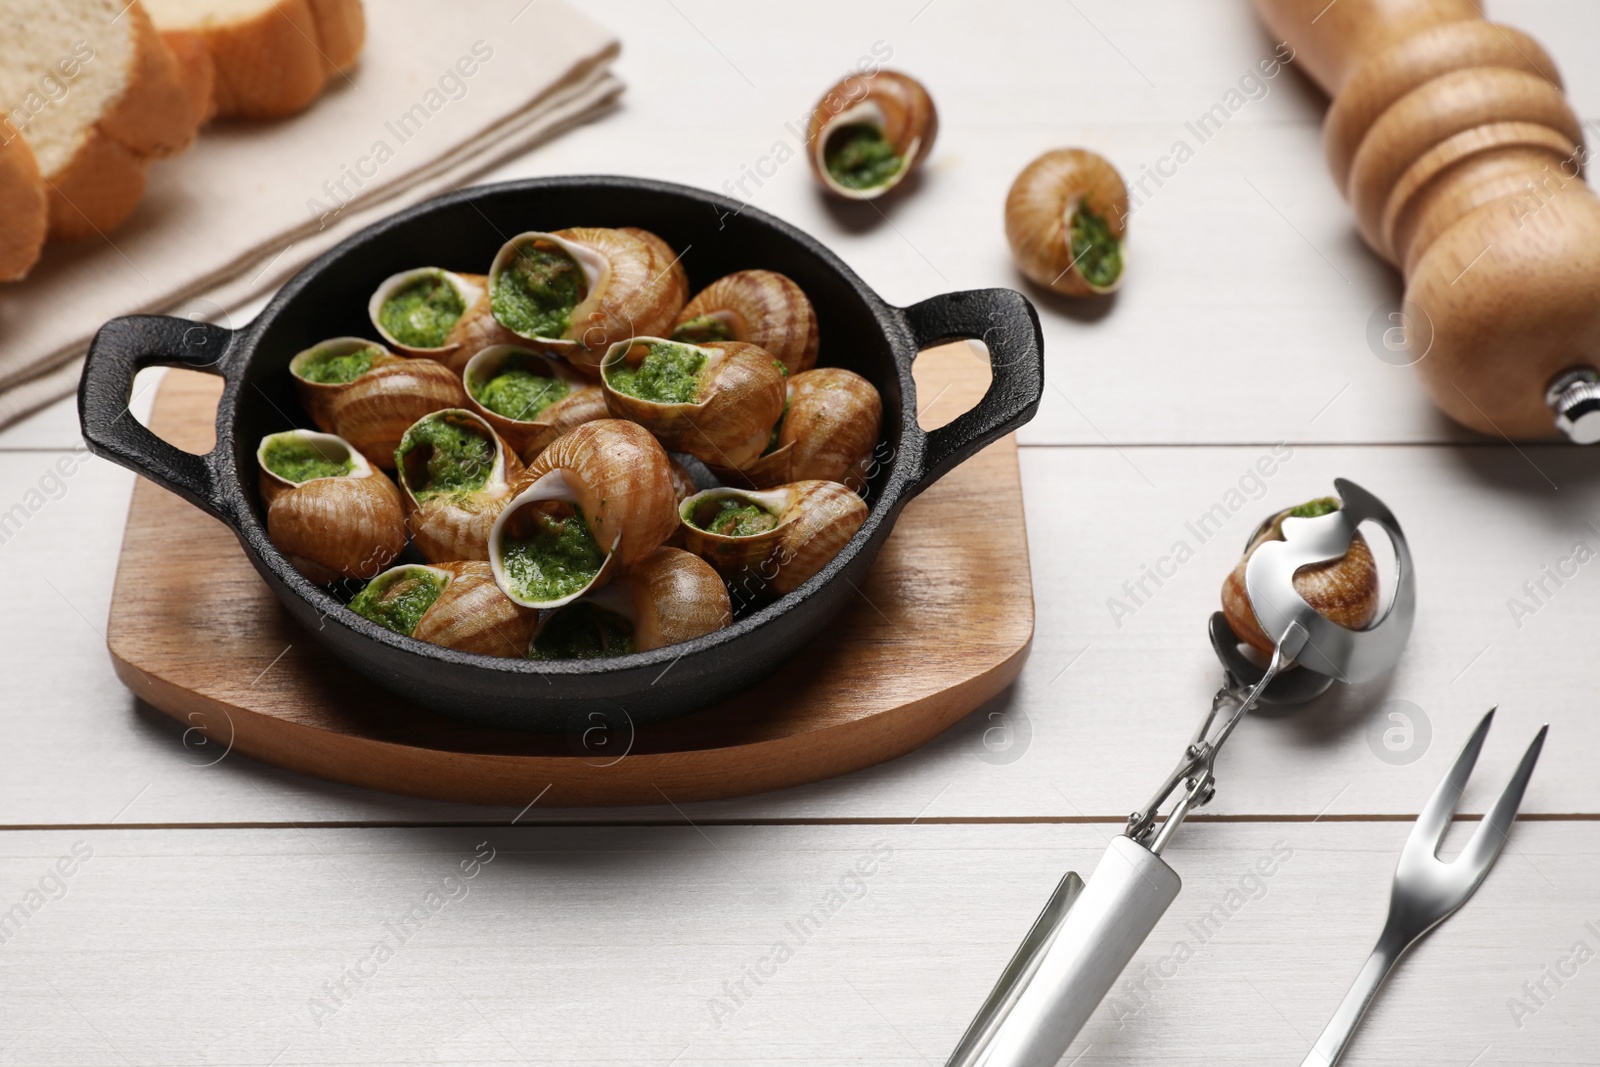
1299,928,1409,1067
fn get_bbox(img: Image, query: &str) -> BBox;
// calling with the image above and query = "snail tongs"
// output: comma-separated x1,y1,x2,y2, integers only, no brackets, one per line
944,479,1417,1067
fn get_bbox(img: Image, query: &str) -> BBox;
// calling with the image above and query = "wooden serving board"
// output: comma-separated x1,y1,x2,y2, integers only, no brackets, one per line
106,344,1033,806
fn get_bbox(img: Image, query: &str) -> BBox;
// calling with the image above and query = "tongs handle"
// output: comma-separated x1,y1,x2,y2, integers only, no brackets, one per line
946,837,1182,1067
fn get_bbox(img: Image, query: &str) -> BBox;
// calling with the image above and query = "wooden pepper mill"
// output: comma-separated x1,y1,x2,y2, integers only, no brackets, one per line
1252,0,1600,442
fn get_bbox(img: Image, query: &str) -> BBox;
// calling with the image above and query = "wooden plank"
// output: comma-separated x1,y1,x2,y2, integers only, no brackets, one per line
0,821,1590,1065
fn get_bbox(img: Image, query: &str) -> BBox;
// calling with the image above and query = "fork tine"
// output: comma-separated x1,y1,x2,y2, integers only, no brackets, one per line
1459,723,1549,874
1405,708,1495,860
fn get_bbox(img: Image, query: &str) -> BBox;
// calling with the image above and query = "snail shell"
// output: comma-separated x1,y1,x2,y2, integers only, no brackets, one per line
257,430,407,585
1005,148,1129,296
367,268,484,357
680,479,867,598
288,337,401,432
529,547,732,658
349,561,539,658
396,409,523,563
1220,499,1381,656
520,418,681,568
714,367,882,491
461,344,605,457
600,337,787,470
672,270,820,375
807,70,938,200
326,357,470,471
487,227,687,374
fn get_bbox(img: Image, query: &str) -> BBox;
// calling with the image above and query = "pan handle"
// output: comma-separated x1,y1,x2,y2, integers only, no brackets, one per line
78,315,237,522
899,288,1045,497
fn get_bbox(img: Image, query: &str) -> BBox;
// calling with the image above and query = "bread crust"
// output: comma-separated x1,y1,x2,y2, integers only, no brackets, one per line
0,123,47,280
308,0,366,74
45,130,148,241
180,0,366,120
160,29,220,130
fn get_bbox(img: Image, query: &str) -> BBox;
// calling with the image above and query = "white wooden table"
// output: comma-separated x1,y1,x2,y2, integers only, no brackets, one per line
3,2,1597,1063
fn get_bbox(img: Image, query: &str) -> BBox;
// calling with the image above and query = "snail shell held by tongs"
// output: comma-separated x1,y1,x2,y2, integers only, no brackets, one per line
714,367,882,491
395,409,523,563
287,337,402,432
679,480,867,600
348,561,539,658
1005,148,1129,296
325,357,469,471
257,430,408,585
461,344,605,457
368,268,484,357
487,227,688,375
528,547,732,660
600,336,787,470
807,70,937,200
672,270,820,375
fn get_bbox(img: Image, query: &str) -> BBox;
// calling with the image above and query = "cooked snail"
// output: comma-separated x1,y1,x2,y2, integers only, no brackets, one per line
600,337,786,470
257,430,407,584
1221,496,1381,655
462,344,605,456
325,357,469,471
487,227,687,373
679,480,867,599
807,70,937,199
672,270,819,375
714,367,881,490
368,268,483,356
288,337,401,432
395,409,523,562
349,561,539,658
528,547,731,660
1005,148,1129,296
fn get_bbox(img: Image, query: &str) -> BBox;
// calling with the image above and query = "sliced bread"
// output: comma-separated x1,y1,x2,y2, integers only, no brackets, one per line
0,0,205,245
0,120,47,280
143,0,365,119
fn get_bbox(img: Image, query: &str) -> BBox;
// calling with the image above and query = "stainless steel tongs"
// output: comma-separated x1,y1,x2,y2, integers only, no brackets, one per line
945,479,1417,1067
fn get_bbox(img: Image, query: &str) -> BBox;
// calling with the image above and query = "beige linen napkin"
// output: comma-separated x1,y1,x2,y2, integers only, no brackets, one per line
0,0,622,429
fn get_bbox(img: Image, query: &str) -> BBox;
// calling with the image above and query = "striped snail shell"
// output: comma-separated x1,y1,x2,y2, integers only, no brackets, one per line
257,430,407,585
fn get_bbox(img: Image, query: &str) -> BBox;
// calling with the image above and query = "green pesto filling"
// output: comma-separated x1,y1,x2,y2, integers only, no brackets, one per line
500,507,606,603
824,124,903,190
491,242,585,338
397,417,494,501
1288,497,1341,519
472,365,572,422
297,344,383,384
528,601,636,660
349,568,446,636
1069,207,1123,290
695,497,779,537
605,341,706,405
671,313,734,345
380,274,465,349
262,437,353,483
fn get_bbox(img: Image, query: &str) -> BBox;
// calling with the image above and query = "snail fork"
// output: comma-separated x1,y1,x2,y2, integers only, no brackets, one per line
1300,707,1549,1067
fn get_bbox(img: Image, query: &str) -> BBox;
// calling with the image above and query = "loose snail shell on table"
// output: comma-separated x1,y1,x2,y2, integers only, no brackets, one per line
395,409,523,563
461,344,605,456
600,337,787,470
806,70,938,200
487,227,687,374
1004,148,1129,296
520,418,681,568
288,337,401,432
348,561,540,658
679,480,868,599
528,547,732,659
326,357,469,471
257,430,407,585
671,270,820,375
367,267,484,357
1220,497,1381,656
714,367,882,491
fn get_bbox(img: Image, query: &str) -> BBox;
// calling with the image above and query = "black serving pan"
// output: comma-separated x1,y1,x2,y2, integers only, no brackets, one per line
79,176,1044,732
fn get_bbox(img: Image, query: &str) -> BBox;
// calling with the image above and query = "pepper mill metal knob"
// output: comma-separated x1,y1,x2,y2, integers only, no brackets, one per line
1547,368,1600,445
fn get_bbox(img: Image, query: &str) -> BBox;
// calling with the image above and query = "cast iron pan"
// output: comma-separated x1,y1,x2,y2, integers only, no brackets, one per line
79,176,1045,732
